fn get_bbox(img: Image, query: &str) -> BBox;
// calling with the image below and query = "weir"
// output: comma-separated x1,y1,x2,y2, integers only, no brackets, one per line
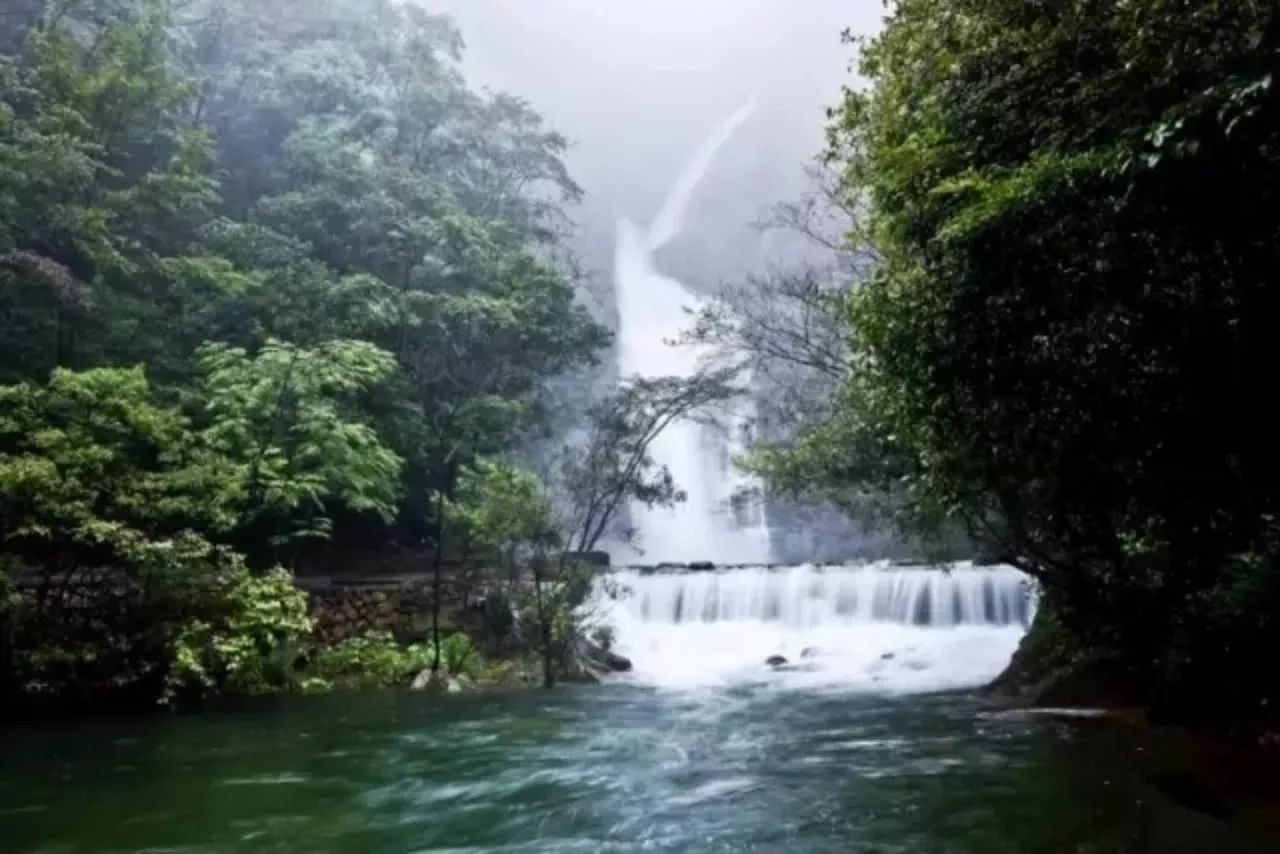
594,562,1033,691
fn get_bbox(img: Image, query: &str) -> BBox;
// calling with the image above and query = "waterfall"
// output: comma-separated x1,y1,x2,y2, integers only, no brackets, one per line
613,101,772,565
593,562,1034,692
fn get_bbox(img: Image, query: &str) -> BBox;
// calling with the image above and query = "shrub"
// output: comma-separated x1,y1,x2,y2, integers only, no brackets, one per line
435,632,480,679
165,562,313,703
306,631,433,690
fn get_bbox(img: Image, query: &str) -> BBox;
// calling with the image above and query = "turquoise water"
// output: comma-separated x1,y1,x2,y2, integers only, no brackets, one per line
0,684,1259,852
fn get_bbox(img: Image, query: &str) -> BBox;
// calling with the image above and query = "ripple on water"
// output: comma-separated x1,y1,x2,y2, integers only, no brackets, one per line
1,684,1263,853
217,773,310,786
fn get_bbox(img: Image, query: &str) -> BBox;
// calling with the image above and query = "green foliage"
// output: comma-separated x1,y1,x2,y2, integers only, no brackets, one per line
165,565,312,703
455,460,562,563
824,0,1280,713
196,338,403,552
306,631,432,691
0,0,610,709
0,367,231,564
306,630,480,690
434,632,480,680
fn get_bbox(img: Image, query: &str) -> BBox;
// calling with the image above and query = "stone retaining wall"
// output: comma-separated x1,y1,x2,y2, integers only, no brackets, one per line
299,576,475,644
5,568,478,646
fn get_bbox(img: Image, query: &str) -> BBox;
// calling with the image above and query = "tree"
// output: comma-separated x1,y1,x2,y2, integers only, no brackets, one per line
195,338,403,563
559,369,740,553
0,0,612,708
825,0,1280,713
453,460,563,686
0,368,310,707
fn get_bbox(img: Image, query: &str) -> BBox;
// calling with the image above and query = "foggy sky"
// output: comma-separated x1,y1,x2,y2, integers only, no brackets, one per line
423,1,880,292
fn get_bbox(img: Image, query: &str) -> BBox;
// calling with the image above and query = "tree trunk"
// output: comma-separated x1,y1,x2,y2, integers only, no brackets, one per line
430,486,446,674
532,562,554,688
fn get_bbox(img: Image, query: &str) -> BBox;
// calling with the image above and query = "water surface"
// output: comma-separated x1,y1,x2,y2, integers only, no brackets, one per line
0,684,1255,853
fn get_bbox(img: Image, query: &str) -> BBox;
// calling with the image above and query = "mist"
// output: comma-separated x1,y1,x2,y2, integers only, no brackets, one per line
426,0,874,293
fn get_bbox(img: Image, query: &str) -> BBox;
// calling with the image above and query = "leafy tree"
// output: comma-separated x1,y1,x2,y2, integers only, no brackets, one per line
0,367,229,569
0,0,612,709
453,460,570,687
825,0,1280,713
195,338,402,562
559,370,740,553
0,3,232,383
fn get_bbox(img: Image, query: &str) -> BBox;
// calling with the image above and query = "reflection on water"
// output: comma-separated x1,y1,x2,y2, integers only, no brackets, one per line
0,685,1264,853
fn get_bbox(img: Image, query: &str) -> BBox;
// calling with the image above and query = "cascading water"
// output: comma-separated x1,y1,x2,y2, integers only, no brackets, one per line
594,562,1033,692
605,107,1026,694
613,102,773,565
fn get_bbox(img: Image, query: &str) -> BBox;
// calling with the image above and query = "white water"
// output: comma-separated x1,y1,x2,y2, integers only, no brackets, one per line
595,562,1033,692
613,101,773,565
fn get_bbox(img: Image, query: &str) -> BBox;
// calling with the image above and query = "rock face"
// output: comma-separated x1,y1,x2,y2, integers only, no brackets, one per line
765,655,789,667
571,635,633,681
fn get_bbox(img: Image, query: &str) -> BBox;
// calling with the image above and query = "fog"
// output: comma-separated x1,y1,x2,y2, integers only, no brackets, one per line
426,0,877,293
420,2,887,562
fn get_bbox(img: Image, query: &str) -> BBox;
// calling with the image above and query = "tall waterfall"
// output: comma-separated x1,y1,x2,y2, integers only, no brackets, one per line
594,562,1033,691
613,102,772,565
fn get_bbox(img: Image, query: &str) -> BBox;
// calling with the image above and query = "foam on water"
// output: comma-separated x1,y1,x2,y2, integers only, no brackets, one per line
593,562,1033,693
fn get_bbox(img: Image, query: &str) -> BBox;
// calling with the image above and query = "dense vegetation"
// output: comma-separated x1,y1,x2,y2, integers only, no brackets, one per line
785,0,1279,719
0,0,638,710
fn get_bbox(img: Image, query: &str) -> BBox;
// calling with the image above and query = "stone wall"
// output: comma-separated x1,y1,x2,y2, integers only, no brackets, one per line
5,567,479,646
299,575,475,644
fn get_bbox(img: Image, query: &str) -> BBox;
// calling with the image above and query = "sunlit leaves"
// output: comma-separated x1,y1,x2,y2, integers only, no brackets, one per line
196,339,403,531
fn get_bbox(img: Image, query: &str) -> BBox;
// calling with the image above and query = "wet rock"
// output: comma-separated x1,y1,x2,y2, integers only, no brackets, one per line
765,655,789,668
410,670,472,694
570,635,634,681
410,669,438,691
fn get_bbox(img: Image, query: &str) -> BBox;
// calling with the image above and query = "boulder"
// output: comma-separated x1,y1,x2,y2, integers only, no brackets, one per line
800,647,820,659
880,652,897,661
765,655,789,668
571,635,633,680
410,668,437,692
410,670,472,694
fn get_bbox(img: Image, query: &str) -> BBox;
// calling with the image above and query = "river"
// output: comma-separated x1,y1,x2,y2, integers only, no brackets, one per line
0,565,1266,851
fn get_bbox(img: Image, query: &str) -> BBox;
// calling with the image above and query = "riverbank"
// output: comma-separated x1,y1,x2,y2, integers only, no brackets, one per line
984,606,1280,848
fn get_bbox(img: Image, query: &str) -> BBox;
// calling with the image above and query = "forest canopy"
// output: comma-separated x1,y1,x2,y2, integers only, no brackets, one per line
0,0,612,706
812,0,1280,717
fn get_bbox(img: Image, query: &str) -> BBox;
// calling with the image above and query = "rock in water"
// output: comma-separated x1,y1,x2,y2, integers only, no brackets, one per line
765,655,788,668
598,648,633,673
409,670,471,693
570,635,634,681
